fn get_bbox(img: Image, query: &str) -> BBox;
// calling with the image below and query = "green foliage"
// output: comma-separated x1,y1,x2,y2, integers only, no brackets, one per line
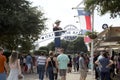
3,51,12,62
85,31,97,36
0,0,47,51
72,37,88,53
85,0,120,18
85,31,98,39
45,37,88,54
39,46,49,53
47,42,55,51
34,50,48,55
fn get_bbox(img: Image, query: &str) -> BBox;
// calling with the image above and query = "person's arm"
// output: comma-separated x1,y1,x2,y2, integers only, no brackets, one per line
35,58,38,67
57,56,59,64
18,59,22,74
4,61,8,74
54,57,58,69
53,24,55,27
106,60,113,68
95,59,102,68
45,58,49,71
95,60,99,65
66,55,70,64
4,56,8,74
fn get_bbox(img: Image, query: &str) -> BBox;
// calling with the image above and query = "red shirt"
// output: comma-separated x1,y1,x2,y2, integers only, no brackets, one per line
0,54,6,73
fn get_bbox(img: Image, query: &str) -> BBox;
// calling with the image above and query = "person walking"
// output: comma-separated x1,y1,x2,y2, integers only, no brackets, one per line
53,53,59,80
7,52,22,80
0,47,8,80
57,48,69,80
67,55,72,73
46,51,58,80
93,52,100,80
79,52,88,80
26,54,32,74
95,51,113,80
36,52,46,80
76,53,80,72
73,54,77,72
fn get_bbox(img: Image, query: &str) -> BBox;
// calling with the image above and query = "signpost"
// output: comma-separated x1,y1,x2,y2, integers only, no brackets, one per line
38,28,85,42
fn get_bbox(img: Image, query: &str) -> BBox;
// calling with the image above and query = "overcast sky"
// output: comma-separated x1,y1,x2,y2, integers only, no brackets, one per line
29,0,120,47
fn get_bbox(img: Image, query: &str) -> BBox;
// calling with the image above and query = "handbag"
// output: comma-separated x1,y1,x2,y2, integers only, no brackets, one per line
18,74,24,79
50,58,57,73
53,67,57,73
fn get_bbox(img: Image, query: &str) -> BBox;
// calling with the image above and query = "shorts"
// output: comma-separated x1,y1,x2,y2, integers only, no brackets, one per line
59,69,67,76
27,64,31,70
79,69,87,78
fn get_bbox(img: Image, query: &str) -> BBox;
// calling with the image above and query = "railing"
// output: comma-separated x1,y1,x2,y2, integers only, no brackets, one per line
37,29,85,42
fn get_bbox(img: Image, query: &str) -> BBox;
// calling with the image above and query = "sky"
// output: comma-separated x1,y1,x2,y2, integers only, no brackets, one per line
29,0,120,47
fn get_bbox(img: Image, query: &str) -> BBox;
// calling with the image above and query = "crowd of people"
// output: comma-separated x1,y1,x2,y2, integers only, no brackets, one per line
93,50,120,80
0,46,120,80
0,47,70,80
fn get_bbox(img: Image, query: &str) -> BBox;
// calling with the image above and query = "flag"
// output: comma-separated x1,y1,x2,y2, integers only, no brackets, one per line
77,10,91,16
85,16,91,30
77,10,92,43
77,10,91,31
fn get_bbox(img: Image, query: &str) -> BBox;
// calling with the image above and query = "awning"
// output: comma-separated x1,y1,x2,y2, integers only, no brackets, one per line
93,27,120,51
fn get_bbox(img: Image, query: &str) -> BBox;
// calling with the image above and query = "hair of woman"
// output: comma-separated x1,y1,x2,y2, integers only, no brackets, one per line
102,51,108,58
49,51,54,56
9,52,18,64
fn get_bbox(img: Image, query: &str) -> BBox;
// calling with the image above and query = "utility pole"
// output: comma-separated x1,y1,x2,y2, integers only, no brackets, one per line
72,0,95,78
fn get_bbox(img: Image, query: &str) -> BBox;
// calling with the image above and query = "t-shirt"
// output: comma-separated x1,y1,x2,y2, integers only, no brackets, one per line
0,54,6,73
79,57,86,69
53,27,62,36
99,57,110,72
57,53,69,69
97,55,103,60
37,56,46,65
26,55,32,64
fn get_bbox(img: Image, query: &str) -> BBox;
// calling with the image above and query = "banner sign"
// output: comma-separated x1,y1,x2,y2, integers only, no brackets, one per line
38,25,87,42
63,25,79,41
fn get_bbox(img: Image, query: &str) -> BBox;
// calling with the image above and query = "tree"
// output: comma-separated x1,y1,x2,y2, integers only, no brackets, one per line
45,37,88,54
0,0,47,51
39,46,49,53
47,42,55,51
85,0,120,18
72,37,88,53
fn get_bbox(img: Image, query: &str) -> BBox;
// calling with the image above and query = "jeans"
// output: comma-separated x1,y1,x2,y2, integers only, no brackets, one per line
47,67,54,80
54,37,61,47
38,65,45,80
0,72,6,80
95,67,98,79
100,71,110,80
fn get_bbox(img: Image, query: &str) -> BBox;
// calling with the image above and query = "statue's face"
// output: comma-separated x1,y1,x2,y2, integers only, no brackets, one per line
56,22,60,26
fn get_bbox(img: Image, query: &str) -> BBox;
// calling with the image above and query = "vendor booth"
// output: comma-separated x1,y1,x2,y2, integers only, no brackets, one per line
94,27,120,51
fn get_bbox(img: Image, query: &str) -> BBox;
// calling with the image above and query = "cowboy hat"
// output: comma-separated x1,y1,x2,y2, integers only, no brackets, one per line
55,20,61,24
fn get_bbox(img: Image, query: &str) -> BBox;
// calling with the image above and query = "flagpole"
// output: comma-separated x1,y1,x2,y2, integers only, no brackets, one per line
72,0,84,9
90,6,95,78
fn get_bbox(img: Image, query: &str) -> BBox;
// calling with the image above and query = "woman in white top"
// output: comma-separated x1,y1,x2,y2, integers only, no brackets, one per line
7,52,22,80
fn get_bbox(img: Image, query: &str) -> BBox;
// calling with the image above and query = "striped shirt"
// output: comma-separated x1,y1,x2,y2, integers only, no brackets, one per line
37,56,46,65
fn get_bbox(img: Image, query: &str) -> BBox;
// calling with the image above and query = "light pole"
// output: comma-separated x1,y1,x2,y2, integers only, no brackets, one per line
90,5,95,77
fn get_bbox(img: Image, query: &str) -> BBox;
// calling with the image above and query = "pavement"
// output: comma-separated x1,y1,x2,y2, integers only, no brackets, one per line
24,70,95,80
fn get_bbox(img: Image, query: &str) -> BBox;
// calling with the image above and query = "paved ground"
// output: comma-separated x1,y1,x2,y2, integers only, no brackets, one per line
24,71,95,80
